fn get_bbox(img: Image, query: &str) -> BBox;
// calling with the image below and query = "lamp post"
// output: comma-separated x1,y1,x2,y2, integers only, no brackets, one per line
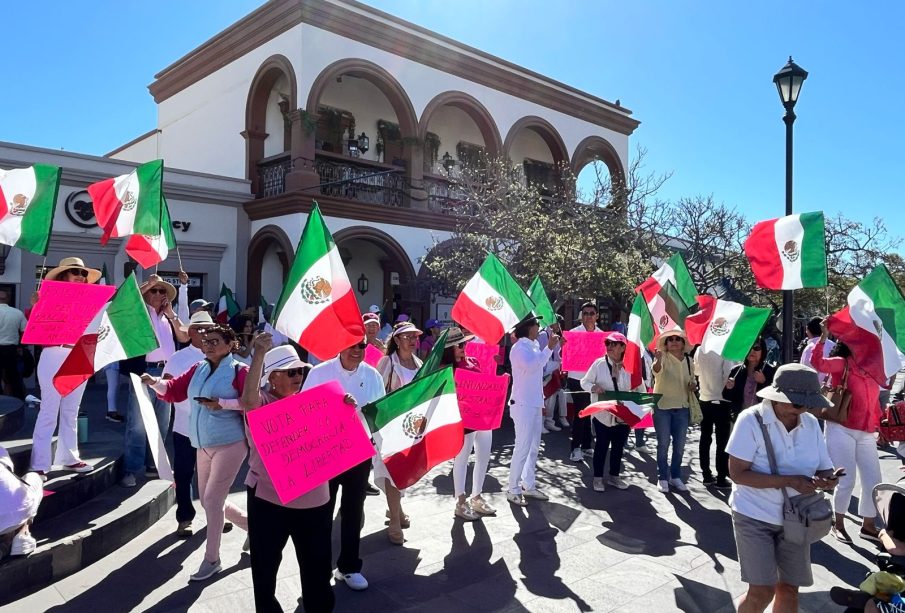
773,56,808,364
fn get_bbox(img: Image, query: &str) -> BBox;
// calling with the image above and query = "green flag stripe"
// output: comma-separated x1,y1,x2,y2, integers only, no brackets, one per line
482,254,535,318
722,307,771,359
362,367,456,430
415,328,449,380
108,275,159,355
669,253,698,306
799,212,827,287
132,160,165,236
599,390,662,407
161,196,177,248
660,280,690,327
863,265,905,348
18,164,60,256
527,276,557,325
274,203,332,322
631,293,655,345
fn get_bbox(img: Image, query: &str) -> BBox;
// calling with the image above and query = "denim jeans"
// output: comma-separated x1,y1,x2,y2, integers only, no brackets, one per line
124,365,172,475
653,408,689,480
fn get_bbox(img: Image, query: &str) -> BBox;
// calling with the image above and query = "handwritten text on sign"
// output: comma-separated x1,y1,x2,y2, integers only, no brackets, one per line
561,330,607,373
23,281,117,345
454,368,510,431
464,342,501,374
245,381,375,504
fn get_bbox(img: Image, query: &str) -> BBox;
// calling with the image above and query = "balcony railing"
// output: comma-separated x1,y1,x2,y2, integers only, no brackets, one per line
315,152,405,208
257,152,292,198
423,174,475,216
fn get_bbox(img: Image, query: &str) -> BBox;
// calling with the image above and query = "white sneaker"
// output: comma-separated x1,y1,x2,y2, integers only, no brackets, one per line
569,448,584,462
606,475,629,490
592,477,605,492
10,533,36,556
658,480,670,493
558,417,570,428
544,419,561,432
582,448,594,457
522,488,549,501
333,569,369,591
669,478,688,492
190,558,222,581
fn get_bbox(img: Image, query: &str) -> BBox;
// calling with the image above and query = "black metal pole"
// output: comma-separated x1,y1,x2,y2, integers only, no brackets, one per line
782,106,796,364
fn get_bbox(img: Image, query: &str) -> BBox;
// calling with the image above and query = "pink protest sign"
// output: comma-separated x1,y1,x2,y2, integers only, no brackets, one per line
23,281,117,345
561,330,607,372
246,381,375,504
364,344,384,368
454,368,510,431
464,341,501,374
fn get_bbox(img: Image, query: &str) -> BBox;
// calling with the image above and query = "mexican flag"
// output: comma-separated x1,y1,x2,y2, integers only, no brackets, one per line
88,159,176,268
362,367,463,489
827,265,905,385
53,275,159,396
685,295,770,360
216,284,241,324
272,203,364,360
744,211,827,290
635,254,697,336
578,391,661,427
624,293,655,389
451,254,536,344
527,275,557,327
0,164,61,256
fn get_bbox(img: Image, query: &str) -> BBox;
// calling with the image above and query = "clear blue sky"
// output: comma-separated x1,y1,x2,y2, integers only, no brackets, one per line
4,1,902,235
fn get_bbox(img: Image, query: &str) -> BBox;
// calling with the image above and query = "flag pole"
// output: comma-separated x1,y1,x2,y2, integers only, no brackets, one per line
175,244,184,273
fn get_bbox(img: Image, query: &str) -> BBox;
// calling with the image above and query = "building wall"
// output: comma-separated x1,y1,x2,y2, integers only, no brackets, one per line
263,74,290,158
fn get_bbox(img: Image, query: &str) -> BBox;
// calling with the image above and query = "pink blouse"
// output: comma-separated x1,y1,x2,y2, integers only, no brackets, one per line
811,341,881,432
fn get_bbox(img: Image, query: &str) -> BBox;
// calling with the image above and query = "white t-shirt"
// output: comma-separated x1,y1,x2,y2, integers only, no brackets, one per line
694,349,736,402
726,400,834,526
162,345,204,436
0,304,26,346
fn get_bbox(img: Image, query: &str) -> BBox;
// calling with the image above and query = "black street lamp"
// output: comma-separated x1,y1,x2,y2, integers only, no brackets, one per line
441,151,455,174
773,56,808,364
357,273,369,295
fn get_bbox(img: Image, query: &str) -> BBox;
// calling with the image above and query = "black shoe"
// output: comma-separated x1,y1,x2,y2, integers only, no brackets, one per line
714,478,732,490
223,521,233,533
106,413,125,423
701,475,715,485
365,483,380,496
830,586,871,609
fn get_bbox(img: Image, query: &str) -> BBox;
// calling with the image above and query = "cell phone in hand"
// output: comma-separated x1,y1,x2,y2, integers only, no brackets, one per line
193,396,212,402
828,468,847,480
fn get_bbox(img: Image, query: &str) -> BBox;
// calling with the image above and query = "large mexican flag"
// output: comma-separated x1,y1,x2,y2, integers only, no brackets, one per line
527,275,558,327
624,293,655,389
88,159,176,268
272,203,364,360
635,253,697,335
53,275,159,396
578,391,661,427
685,295,770,361
0,164,61,256
744,211,827,290
827,264,905,385
362,366,463,489
451,254,535,344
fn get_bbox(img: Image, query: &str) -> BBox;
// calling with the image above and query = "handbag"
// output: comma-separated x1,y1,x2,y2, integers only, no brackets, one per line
685,356,702,425
754,412,833,545
820,362,852,424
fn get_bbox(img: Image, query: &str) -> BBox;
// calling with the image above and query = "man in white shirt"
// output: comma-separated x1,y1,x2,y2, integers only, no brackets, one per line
568,302,601,461
540,315,568,432
122,274,190,487
695,349,736,488
0,290,27,399
303,338,384,592
161,310,214,537
507,316,559,506
799,317,834,385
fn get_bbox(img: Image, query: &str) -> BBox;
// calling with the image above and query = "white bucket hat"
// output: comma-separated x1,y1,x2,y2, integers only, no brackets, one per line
260,345,311,388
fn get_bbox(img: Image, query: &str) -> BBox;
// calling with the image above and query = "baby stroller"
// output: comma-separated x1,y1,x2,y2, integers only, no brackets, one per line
873,479,905,575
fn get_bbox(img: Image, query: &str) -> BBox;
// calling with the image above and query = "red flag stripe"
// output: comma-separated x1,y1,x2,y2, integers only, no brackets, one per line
125,235,164,268
451,292,506,344
53,334,99,395
826,306,889,385
381,421,464,489
298,291,366,361
744,219,785,290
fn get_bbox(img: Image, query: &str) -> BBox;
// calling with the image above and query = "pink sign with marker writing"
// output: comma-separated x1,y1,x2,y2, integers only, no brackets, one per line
561,330,607,372
454,368,510,431
246,381,376,504
23,281,117,345
464,341,501,374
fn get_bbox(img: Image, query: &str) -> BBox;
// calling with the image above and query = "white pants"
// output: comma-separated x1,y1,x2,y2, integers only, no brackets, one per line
508,403,543,494
825,421,882,518
31,347,88,471
544,388,566,420
453,429,493,497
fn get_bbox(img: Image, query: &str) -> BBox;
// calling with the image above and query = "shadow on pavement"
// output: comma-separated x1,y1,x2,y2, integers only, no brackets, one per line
674,575,734,612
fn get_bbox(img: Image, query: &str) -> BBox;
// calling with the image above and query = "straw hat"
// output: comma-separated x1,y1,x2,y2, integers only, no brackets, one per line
140,274,177,302
260,345,311,387
756,363,832,408
391,322,423,337
444,327,475,348
44,257,102,283
655,327,688,352
188,311,215,328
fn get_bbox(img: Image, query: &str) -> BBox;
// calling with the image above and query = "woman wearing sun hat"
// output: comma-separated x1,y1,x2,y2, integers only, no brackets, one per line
29,257,102,479
651,327,695,493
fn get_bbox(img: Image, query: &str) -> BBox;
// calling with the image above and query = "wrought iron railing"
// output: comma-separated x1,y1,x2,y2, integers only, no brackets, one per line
257,153,292,198
315,154,405,208
423,175,475,216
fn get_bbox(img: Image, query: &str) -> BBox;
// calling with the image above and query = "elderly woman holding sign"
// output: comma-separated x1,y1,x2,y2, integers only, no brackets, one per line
238,333,334,613
144,324,250,582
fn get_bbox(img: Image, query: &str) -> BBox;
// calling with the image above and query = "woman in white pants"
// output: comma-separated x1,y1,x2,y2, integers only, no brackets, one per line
443,328,496,520
812,321,883,544
507,317,559,506
29,258,102,479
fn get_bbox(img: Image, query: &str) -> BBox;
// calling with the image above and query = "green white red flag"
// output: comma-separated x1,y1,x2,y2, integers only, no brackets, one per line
216,283,241,324
827,265,905,385
527,275,558,327
635,253,697,337
0,164,61,256
744,211,827,290
53,274,159,396
88,159,176,268
415,328,449,381
578,391,661,427
624,293,655,389
272,203,365,360
685,295,770,360
451,254,535,343
362,367,463,489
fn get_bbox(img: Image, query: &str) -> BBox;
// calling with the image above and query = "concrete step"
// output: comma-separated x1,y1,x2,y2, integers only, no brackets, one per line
0,478,174,605
34,453,122,524
0,396,24,439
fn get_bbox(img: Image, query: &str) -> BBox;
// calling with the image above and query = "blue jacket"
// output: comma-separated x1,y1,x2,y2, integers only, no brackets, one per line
187,357,247,449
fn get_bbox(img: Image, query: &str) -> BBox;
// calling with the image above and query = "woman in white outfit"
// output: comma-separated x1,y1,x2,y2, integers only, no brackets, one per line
375,321,423,545
29,257,102,479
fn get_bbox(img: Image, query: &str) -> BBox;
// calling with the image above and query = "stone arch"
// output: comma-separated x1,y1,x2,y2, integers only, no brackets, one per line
418,91,503,156
571,135,626,186
246,224,294,304
502,115,569,164
305,59,419,139
244,55,298,193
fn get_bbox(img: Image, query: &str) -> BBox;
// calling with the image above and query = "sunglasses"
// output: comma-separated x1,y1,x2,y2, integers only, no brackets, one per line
148,288,168,295
200,338,223,347
665,336,684,343
397,334,419,341
277,368,305,377
791,403,806,410
66,268,89,277
350,343,368,350
605,340,625,347
581,311,597,317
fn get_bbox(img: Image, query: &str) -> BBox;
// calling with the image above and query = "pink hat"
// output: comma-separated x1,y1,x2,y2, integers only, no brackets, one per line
605,331,628,344
362,312,380,324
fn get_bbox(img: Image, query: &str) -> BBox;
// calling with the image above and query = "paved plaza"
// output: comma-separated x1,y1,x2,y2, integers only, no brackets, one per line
4,409,900,613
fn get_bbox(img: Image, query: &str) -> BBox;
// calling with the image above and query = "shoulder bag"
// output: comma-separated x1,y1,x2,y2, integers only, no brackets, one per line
685,355,702,425
754,412,833,545
819,362,852,424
